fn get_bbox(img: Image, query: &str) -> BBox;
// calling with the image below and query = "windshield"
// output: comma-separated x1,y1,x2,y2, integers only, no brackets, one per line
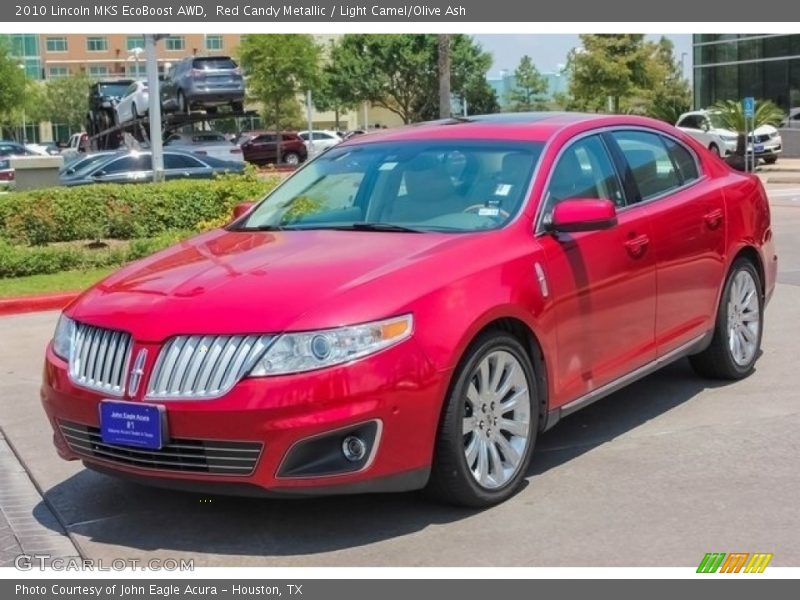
98,83,132,97
237,140,543,233
707,112,728,129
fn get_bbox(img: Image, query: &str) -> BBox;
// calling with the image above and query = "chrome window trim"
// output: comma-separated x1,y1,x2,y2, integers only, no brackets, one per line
533,125,706,236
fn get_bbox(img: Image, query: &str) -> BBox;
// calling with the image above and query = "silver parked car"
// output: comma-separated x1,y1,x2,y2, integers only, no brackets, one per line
164,131,245,163
160,56,245,114
59,150,244,186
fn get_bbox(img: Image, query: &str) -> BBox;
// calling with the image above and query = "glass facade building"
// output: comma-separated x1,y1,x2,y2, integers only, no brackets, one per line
694,34,800,111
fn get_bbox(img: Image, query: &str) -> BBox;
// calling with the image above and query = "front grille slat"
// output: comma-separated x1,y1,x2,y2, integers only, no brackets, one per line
147,334,272,400
59,421,262,476
68,323,132,396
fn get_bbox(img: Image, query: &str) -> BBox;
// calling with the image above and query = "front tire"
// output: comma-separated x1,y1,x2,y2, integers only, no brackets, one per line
427,330,539,507
690,258,763,379
709,143,721,156
763,156,778,165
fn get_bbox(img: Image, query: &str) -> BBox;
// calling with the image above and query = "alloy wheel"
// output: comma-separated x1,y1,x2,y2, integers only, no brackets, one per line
727,269,760,366
462,350,531,489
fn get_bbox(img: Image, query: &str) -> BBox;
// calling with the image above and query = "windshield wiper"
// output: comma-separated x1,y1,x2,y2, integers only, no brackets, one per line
334,222,424,233
232,224,289,232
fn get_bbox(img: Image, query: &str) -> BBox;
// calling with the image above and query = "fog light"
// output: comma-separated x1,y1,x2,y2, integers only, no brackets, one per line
342,435,367,462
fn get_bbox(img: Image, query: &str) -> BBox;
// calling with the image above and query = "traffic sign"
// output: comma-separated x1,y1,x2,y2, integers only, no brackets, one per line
743,96,755,118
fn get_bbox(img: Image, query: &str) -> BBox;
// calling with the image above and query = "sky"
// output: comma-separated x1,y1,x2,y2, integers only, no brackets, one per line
473,34,693,78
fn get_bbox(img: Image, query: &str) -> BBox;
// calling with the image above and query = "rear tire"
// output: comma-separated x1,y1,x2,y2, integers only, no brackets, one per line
282,152,300,166
231,101,244,113
689,258,763,380
426,330,540,507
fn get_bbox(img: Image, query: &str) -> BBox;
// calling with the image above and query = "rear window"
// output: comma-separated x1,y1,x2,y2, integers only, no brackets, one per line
192,57,237,70
192,133,227,143
98,83,132,97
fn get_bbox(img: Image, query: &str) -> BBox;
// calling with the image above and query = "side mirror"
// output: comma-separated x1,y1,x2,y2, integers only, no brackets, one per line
93,170,107,178
232,202,255,221
548,198,618,233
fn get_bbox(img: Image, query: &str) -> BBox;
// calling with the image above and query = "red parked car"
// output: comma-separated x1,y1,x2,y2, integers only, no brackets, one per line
237,131,308,166
42,113,777,507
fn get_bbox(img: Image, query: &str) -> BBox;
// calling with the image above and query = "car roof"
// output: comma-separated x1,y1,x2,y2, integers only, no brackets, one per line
338,112,682,145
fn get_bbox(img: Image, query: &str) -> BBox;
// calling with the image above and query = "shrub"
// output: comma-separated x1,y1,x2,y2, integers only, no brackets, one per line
0,172,278,246
0,232,193,279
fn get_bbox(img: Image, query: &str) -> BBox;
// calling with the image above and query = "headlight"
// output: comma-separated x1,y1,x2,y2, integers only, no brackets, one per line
720,133,738,141
249,314,413,376
770,131,781,139
52,314,76,361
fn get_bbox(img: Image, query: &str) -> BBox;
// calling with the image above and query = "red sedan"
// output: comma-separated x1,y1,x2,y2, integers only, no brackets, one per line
41,113,777,507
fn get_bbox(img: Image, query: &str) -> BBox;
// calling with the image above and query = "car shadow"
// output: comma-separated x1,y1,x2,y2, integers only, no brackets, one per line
35,358,735,558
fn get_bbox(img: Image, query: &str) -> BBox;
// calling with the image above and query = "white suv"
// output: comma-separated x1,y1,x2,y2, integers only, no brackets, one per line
676,109,782,164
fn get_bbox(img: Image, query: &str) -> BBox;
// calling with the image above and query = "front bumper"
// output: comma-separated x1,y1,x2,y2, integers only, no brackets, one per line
41,340,447,496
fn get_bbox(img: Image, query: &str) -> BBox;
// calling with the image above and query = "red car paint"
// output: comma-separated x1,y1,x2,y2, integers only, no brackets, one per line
41,114,777,496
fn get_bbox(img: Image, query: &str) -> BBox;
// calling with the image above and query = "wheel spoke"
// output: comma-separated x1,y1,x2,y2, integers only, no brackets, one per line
464,434,478,467
462,417,475,435
498,417,528,438
487,441,504,479
466,382,480,409
739,324,755,344
477,359,490,395
500,388,527,412
476,439,490,485
495,433,521,466
494,363,516,399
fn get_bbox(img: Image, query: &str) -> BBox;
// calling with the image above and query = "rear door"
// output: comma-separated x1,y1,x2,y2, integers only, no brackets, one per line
608,129,726,355
537,133,657,406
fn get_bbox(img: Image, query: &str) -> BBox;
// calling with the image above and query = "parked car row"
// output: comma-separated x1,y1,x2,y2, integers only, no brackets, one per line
59,149,243,186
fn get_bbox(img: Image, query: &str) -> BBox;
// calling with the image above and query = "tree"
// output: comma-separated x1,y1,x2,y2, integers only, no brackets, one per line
564,34,691,122
40,74,93,131
314,39,359,131
438,34,451,118
327,34,497,124
0,41,28,136
238,35,320,137
710,98,784,169
507,55,548,111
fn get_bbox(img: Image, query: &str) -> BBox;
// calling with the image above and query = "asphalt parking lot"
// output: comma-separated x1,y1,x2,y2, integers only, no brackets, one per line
1,184,799,568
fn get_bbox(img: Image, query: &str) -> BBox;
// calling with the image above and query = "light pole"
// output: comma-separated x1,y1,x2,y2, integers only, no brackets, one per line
18,64,27,144
679,52,688,80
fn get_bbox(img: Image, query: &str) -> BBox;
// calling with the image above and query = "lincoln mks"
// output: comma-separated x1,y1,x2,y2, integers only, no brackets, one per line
42,113,777,506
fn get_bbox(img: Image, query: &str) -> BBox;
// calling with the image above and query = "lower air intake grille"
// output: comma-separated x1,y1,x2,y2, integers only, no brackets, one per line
59,421,262,476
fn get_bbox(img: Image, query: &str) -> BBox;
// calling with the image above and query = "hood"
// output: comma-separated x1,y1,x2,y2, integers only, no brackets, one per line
713,124,778,136
68,228,473,342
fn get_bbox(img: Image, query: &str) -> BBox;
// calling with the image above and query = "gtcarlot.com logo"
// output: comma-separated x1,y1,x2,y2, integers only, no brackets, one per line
697,553,773,573
14,554,194,571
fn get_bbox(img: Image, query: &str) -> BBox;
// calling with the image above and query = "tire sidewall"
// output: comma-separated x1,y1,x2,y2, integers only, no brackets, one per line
441,332,539,505
718,259,764,376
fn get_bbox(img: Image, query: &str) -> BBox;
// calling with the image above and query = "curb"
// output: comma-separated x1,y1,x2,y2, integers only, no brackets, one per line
0,292,79,317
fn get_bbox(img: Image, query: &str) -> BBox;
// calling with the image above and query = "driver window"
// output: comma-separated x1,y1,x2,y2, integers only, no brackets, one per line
542,135,625,219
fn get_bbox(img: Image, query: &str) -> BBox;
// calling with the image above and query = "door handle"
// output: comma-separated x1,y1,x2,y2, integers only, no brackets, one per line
624,233,650,259
704,208,724,230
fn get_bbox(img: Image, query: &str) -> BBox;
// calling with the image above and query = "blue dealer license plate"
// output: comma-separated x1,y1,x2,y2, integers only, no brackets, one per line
754,144,765,152
100,400,166,450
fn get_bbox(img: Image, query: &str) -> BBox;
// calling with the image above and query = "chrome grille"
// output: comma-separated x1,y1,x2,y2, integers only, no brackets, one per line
59,421,262,475
69,323,133,396
147,334,273,400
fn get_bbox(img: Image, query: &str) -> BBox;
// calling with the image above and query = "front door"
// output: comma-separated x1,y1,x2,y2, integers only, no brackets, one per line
537,134,657,407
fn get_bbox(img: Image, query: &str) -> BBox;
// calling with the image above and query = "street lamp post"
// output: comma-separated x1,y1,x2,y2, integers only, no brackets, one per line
18,64,27,144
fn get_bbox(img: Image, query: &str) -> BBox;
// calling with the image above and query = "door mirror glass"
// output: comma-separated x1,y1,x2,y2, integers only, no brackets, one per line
548,198,618,233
